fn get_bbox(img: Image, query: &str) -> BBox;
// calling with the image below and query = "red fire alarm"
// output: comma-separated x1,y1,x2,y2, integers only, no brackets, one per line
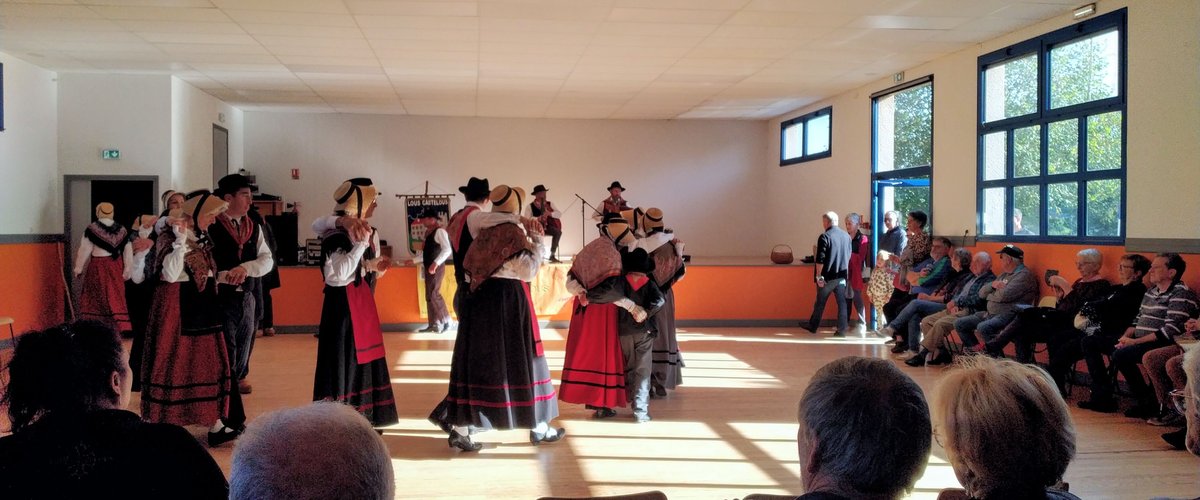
290,168,300,179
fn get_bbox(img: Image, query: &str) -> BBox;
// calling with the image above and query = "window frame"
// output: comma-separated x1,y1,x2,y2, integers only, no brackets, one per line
975,8,1127,245
779,106,833,166
871,76,935,241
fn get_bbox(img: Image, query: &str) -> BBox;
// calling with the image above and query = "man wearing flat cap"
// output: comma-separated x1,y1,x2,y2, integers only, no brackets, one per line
953,244,1038,352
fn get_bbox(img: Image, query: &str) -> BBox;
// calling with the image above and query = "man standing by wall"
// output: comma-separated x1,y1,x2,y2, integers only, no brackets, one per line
807,211,851,337
212,174,274,397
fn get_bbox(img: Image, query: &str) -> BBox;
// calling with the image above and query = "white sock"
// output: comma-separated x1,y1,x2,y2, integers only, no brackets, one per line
452,426,469,436
210,422,226,433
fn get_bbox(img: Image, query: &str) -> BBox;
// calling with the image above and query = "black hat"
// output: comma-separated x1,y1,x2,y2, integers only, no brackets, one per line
532,184,549,195
459,177,490,199
607,181,625,192
621,248,655,274
216,174,252,197
996,244,1024,259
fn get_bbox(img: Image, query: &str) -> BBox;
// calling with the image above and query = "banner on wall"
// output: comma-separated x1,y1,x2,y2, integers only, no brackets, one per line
403,195,451,255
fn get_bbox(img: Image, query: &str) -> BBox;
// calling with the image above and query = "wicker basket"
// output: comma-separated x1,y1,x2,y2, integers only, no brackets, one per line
770,244,794,264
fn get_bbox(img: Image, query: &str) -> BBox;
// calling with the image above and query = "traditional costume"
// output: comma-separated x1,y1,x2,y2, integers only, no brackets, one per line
640,208,687,396
429,185,563,451
141,191,243,447
75,202,133,333
420,209,452,332
445,177,521,315
594,181,631,220
527,184,563,262
125,214,158,392
558,215,635,414
313,178,399,427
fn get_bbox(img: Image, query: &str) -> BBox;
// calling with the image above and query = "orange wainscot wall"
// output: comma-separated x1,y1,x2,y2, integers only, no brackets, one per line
0,242,68,335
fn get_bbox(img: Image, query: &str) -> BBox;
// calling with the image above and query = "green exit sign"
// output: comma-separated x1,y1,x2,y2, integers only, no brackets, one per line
101,149,120,160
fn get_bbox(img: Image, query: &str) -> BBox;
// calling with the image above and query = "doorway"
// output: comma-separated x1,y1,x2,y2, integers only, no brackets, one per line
63,175,158,318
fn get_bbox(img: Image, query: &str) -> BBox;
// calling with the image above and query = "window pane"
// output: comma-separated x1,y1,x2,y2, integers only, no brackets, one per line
981,187,1006,235
1048,119,1079,174
1087,111,1122,171
806,114,831,155
983,131,1006,181
875,83,932,172
1050,29,1119,109
1047,182,1078,236
1014,185,1040,236
983,54,1037,122
1013,125,1040,178
782,123,803,160
1087,179,1121,237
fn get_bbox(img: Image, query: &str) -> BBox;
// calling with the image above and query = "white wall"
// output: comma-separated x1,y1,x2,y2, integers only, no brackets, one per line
766,0,1200,244
244,113,768,258
0,52,60,234
58,73,172,188
171,77,243,192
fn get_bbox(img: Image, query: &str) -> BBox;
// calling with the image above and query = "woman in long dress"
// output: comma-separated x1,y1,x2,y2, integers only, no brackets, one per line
312,178,399,427
429,185,563,451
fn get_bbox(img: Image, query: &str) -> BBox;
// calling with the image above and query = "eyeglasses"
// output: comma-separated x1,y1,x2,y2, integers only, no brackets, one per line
1169,389,1195,415
931,425,944,448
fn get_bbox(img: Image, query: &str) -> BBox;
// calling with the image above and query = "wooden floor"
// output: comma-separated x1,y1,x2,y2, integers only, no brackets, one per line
124,327,1199,499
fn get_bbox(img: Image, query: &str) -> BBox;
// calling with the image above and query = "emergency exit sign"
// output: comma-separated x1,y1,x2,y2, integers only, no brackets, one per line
101,149,120,160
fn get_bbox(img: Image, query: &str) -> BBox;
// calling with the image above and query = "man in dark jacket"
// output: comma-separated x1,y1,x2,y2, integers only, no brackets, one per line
807,211,851,337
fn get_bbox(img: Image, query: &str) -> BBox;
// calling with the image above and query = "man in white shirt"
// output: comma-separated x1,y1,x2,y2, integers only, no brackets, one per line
418,209,453,333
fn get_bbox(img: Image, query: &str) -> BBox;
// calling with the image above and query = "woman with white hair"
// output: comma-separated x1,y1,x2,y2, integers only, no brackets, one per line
932,356,1079,500
983,249,1110,377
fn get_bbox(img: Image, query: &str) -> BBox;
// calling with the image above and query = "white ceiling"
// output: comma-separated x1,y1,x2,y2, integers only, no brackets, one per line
0,0,1081,119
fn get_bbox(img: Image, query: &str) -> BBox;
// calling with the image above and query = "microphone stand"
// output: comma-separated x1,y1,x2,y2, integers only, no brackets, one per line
574,194,600,248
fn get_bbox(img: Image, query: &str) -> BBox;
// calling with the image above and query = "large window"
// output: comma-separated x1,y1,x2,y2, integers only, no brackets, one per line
872,78,933,247
780,106,832,165
977,9,1126,243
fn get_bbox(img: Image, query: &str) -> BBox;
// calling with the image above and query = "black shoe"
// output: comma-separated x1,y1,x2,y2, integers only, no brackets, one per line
1124,403,1158,419
592,407,617,419
1077,397,1119,413
530,427,565,444
207,425,241,447
905,350,928,367
448,431,482,452
417,326,439,333
1162,428,1187,450
927,351,952,366
428,416,453,434
891,343,908,354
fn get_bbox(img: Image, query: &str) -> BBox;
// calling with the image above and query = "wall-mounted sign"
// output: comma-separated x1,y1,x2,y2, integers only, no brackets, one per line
101,149,120,160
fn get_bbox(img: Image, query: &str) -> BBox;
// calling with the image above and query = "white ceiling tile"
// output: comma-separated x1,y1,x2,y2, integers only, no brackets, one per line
189,61,287,72
331,104,408,114
607,8,732,24
993,2,1074,21
707,24,802,39
266,45,374,58
849,15,970,30
479,51,577,65
209,0,349,14
584,44,689,59
590,33,702,48
222,9,357,26
480,42,587,56
117,20,245,34
480,30,593,45
479,2,610,21
479,61,573,79
544,102,621,119
596,21,716,37
293,67,386,78
238,23,362,37
255,35,370,49
573,55,674,70
38,39,159,53
360,27,477,42
1,4,101,18
382,59,477,77
614,0,748,10
276,55,380,67
1,17,126,31
480,17,599,35
139,32,257,44
724,11,854,27
89,6,231,22
401,99,477,116
345,1,477,17
685,46,792,59
173,54,279,66
369,38,477,52
893,0,1008,18
82,0,215,7
375,49,478,63
477,97,553,118
354,14,479,30
5,29,142,42
478,77,563,92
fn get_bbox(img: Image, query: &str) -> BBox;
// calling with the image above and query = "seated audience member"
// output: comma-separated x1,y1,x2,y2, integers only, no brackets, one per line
797,356,931,500
887,238,955,352
882,211,931,324
932,356,1079,500
885,247,971,357
230,401,394,500
954,245,1038,351
1181,346,1200,455
985,248,1111,363
915,252,996,366
1072,254,1151,412
0,321,228,499
1091,253,1198,419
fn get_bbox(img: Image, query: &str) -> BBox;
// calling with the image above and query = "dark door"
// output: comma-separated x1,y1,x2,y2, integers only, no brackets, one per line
90,180,155,228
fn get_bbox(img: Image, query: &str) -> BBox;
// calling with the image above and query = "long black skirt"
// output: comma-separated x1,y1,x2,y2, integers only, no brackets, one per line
313,286,399,427
430,278,559,432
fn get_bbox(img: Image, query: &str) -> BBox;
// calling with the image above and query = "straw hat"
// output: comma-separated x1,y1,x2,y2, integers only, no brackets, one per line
489,185,525,214
333,178,378,218
95,202,114,219
602,218,635,248
642,207,664,232
182,190,229,221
